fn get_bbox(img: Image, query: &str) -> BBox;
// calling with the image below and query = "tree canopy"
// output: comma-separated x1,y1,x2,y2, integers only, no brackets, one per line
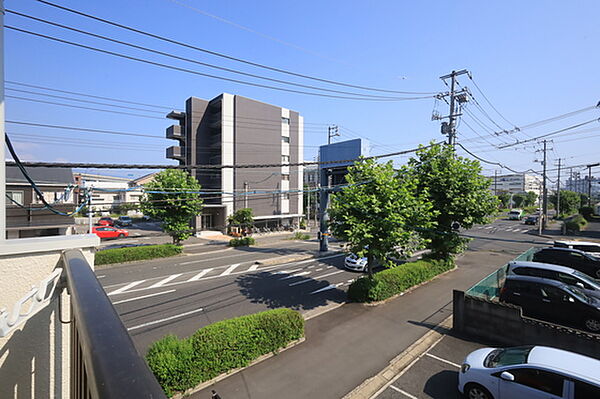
228,208,254,227
140,170,203,245
328,158,432,276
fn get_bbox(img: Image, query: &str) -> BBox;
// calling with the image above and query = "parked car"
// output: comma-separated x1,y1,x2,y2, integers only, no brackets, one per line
554,240,600,257
523,215,539,225
508,209,524,220
92,226,129,239
116,216,133,227
499,274,600,332
97,217,115,226
459,345,600,399
532,247,600,278
344,253,368,271
507,261,600,298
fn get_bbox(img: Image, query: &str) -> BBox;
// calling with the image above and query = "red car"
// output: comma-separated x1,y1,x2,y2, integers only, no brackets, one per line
97,217,115,226
92,226,129,239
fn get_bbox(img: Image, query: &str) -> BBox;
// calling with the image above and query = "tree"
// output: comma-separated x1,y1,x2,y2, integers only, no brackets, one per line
549,190,580,216
497,193,511,209
140,170,203,245
512,193,526,208
407,143,499,257
227,208,254,233
328,158,432,276
525,191,538,207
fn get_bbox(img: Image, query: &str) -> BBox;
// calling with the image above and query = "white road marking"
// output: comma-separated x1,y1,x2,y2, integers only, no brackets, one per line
113,290,176,305
309,282,343,294
247,264,260,271
127,307,204,331
107,280,146,296
96,275,105,279
315,268,323,271
315,270,345,279
178,253,242,265
189,268,213,281
148,274,182,289
280,271,311,280
389,385,418,399
484,226,493,229
290,270,344,287
275,268,301,275
425,353,461,368
219,263,240,276
347,279,355,283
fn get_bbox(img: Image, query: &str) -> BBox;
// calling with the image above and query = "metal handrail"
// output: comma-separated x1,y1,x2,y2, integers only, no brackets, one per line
62,249,166,399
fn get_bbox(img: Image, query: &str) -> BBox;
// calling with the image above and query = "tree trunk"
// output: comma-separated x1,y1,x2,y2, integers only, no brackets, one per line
367,252,374,277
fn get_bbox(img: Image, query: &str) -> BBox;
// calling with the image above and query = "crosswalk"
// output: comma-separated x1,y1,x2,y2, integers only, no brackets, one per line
104,254,353,298
473,225,531,233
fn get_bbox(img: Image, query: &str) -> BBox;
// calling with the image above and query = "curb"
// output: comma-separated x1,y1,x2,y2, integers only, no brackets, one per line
171,337,306,399
342,316,453,399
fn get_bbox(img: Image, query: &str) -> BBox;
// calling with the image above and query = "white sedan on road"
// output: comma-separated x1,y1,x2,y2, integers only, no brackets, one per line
459,345,600,399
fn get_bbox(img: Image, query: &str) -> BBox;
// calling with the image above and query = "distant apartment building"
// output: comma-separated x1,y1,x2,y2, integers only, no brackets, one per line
6,166,76,238
565,172,600,197
489,173,542,196
166,94,303,231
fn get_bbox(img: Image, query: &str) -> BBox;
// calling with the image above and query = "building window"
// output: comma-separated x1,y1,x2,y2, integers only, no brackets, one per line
282,155,290,163
7,190,24,205
281,117,290,125
282,136,290,143
282,174,290,181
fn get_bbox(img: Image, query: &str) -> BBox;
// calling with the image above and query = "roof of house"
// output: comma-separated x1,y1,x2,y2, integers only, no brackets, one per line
7,166,73,185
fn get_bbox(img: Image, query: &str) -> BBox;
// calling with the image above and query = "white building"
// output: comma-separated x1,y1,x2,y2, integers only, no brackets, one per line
489,173,542,196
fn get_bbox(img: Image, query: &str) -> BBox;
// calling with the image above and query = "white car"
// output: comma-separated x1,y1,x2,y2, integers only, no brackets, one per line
344,253,368,271
554,240,600,258
459,345,600,399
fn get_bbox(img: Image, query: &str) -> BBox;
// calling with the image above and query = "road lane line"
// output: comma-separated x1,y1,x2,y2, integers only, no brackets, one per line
107,280,146,296
425,353,461,368
275,268,301,275
189,268,213,281
389,385,418,399
96,275,105,279
127,307,204,331
247,264,260,271
113,290,176,305
219,263,241,276
314,270,345,279
281,271,311,280
315,268,323,271
309,282,343,294
148,274,182,289
289,270,344,287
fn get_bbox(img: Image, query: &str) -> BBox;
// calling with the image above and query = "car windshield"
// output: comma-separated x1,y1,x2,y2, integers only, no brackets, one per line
484,346,533,368
572,270,600,289
563,284,592,303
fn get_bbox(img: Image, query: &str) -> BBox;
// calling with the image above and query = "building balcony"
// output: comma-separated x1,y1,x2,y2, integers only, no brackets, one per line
166,124,184,141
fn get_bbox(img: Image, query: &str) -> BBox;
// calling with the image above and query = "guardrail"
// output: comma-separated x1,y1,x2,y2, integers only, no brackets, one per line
62,249,166,399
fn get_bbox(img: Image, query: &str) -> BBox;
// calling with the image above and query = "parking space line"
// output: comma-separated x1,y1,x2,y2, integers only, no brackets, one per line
389,385,418,399
148,273,182,289
425,353,461,368
219,263,241,276
107,280,146,296
189,268,213,281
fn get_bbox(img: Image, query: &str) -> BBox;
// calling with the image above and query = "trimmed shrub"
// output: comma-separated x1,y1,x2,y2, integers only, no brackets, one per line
289,232,310,240
565,214,588,233
579,206,595,221
146,309,304,396
347,258,455,302
229,237,256,247
95,244,182,265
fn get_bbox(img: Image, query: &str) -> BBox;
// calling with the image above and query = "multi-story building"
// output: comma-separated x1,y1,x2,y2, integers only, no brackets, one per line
565,172,600,197
166,94,304,231
6,166,76,238
489,173,542,196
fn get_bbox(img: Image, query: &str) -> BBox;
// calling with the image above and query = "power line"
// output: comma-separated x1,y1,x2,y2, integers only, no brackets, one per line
496,104,600,135
498,118,600,149
467,73,517,128
33,0,438,95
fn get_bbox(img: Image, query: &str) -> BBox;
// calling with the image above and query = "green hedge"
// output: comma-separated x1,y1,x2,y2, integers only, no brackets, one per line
565,214,588,233
146,308,304,396
347,258,455,303
228,236,256,247
95,244,182,265
579,206,595,221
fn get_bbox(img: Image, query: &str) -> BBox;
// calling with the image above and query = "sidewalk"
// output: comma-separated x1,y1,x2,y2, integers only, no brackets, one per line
190,248,518,399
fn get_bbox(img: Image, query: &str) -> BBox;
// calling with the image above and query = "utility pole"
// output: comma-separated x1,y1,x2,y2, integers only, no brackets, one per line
494,170,498,196
87,187,93,234
542,140,548,229
319,169,331,252
438,69,469,146
327,125,339,145
243,181,248,209
306,183,310,228
556,158,561,218
587,163,600,206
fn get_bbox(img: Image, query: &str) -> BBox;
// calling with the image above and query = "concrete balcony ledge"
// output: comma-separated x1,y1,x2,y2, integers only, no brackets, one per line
0,234,99,257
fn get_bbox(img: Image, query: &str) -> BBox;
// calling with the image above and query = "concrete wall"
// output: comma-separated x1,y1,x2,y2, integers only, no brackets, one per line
0,235,99,398
453,290,600,360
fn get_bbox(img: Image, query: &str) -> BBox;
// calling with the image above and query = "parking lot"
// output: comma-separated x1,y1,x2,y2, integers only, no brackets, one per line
374,332,498,399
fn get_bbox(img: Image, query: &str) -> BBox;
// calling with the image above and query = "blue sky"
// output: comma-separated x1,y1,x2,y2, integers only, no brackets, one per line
5,0,600,183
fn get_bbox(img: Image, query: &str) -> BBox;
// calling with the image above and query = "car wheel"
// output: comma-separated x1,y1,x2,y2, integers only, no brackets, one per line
464,383,493,399
596,269,600,279
118,233,125,238
584,318,600,332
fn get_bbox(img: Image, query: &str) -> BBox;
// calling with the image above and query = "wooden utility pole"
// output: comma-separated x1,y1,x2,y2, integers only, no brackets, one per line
327,125,339,145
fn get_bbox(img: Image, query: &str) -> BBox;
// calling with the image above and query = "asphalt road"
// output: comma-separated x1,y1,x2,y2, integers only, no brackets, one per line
98,217,552,354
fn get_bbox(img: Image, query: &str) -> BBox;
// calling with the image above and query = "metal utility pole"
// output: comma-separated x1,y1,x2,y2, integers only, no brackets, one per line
319,169,331,252
587,163,599,206
542,140,548,229
87,188,93,234
327,125,339,145
439,69,469,146
556,158,561,217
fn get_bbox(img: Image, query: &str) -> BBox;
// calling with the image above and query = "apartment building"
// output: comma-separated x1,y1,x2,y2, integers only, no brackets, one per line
489,173,542,196
166,94,303,232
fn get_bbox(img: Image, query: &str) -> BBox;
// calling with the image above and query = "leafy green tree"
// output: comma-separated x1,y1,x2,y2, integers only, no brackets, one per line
550,190,580,216
512,193,526,208
140,170,203,245
525,191,538,207
227,208,254,231
497,193,511,209
407,143,499,257
328,158,433,276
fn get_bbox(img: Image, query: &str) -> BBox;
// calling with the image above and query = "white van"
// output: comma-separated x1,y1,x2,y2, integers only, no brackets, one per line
508,209,524,220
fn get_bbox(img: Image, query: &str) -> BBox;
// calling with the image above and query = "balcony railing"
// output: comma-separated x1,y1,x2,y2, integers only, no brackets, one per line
62,249,166,399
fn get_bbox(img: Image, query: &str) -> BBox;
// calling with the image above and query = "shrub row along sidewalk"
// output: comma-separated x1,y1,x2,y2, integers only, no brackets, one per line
95,244,183,265
146,308,304,397
348,257,455,302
